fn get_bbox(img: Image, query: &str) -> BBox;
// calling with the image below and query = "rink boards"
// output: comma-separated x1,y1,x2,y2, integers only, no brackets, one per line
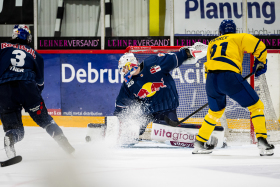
0,50,279,128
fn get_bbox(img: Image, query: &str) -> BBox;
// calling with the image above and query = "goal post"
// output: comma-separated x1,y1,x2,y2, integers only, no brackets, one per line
125,46,280,145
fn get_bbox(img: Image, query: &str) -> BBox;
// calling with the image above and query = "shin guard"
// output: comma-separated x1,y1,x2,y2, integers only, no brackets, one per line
196,108,225,142
248,100,267,139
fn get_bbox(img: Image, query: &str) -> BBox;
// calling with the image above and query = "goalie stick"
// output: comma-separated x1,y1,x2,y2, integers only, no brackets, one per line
164,63,263,127
0,155,22,167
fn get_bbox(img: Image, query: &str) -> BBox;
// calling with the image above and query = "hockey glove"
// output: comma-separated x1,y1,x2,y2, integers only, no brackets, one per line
180,46,195,59
253,59,267,77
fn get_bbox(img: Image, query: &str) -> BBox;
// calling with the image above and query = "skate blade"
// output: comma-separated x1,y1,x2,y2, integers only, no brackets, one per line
120,143,136,148
5,148,16,158
259,149,274,156
192,149,212,154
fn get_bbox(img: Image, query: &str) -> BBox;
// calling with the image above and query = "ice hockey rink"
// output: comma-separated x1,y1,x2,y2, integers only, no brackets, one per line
0,127,279,187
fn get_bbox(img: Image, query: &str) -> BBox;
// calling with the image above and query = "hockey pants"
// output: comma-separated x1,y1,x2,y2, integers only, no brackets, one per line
0,80,64,144
197,71,267,142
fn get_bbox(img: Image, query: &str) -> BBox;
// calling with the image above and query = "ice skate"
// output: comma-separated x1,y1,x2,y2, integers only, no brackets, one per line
257,137,274,156
4,134,16,159
54,134,75,154
120,137,140,148
192,136,218,154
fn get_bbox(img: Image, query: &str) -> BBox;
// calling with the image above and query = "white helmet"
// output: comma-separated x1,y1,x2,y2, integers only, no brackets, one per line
118,53,138,75
118,53,139,83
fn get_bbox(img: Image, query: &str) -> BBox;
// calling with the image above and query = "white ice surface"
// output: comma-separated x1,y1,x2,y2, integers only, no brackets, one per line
0,127,280,187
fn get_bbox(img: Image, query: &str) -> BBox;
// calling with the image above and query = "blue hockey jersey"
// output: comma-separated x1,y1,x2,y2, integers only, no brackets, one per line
0,42,44,85
114,50,189,115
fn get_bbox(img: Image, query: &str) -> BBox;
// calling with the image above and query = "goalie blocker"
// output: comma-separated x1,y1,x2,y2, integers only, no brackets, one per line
85,116,225,148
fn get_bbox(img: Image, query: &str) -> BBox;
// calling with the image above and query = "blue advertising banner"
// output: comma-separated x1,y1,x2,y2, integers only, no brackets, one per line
41,52,251,119
60,54,122,116
41,54,61,111
42,53,123,116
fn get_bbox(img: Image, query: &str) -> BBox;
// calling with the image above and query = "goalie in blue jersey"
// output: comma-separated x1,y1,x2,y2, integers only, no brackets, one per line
0,25,75,158
114,46,198,145
193,20,274,156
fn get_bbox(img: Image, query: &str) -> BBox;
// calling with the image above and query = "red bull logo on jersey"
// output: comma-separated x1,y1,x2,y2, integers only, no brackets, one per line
136,78,167,99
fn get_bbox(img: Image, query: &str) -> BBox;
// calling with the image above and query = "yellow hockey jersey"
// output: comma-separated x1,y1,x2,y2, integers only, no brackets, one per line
205,33,267,74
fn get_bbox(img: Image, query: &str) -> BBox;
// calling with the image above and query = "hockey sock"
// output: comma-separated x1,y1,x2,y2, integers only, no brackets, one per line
5,128,24,143
1,111,25,143
248,99,267,139
196,108,225,142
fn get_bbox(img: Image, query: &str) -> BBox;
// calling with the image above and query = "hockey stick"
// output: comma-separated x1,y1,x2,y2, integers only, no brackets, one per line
165,68,260,127
0,155,22,167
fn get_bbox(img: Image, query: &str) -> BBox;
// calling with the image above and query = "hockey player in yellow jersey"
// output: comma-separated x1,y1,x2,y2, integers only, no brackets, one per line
193,19,274,156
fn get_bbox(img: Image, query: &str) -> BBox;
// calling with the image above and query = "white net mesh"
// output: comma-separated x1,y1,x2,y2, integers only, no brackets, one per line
127,46,280,145
255,75,280,143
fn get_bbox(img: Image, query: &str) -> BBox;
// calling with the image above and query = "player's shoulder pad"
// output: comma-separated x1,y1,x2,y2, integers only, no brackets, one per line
143,55,158,66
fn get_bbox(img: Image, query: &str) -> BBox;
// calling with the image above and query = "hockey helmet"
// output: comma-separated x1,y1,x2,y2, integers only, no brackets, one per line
219,19,236,35
118,53,139,83
12,24,32,43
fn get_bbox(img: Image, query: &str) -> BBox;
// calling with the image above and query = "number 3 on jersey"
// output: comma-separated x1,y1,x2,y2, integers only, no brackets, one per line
210,42,228,59
11,50,26,67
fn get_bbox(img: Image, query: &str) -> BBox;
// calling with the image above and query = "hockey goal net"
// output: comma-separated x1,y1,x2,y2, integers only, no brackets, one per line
126,46,280,145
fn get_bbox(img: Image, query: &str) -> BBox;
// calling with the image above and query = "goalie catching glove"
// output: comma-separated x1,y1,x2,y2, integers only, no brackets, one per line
180,42,208,65
253,58,267,77
180,47,196,59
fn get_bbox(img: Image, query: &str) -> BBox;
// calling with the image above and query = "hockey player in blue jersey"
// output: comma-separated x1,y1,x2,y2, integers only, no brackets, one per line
0,25,75,158
114,47,196,144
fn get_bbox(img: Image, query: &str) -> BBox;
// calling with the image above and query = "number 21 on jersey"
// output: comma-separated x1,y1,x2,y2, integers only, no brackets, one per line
210,42,228,59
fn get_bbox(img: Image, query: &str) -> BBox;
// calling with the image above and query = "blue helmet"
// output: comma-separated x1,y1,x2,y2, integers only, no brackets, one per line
219,20,236,35
12,24,32,43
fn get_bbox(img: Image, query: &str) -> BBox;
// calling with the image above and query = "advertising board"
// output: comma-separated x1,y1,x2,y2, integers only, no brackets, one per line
175,0,280,35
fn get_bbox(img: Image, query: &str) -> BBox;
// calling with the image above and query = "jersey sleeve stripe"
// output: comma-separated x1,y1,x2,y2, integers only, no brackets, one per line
212,57,240,71
257,48,267,59
252,39,261,55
